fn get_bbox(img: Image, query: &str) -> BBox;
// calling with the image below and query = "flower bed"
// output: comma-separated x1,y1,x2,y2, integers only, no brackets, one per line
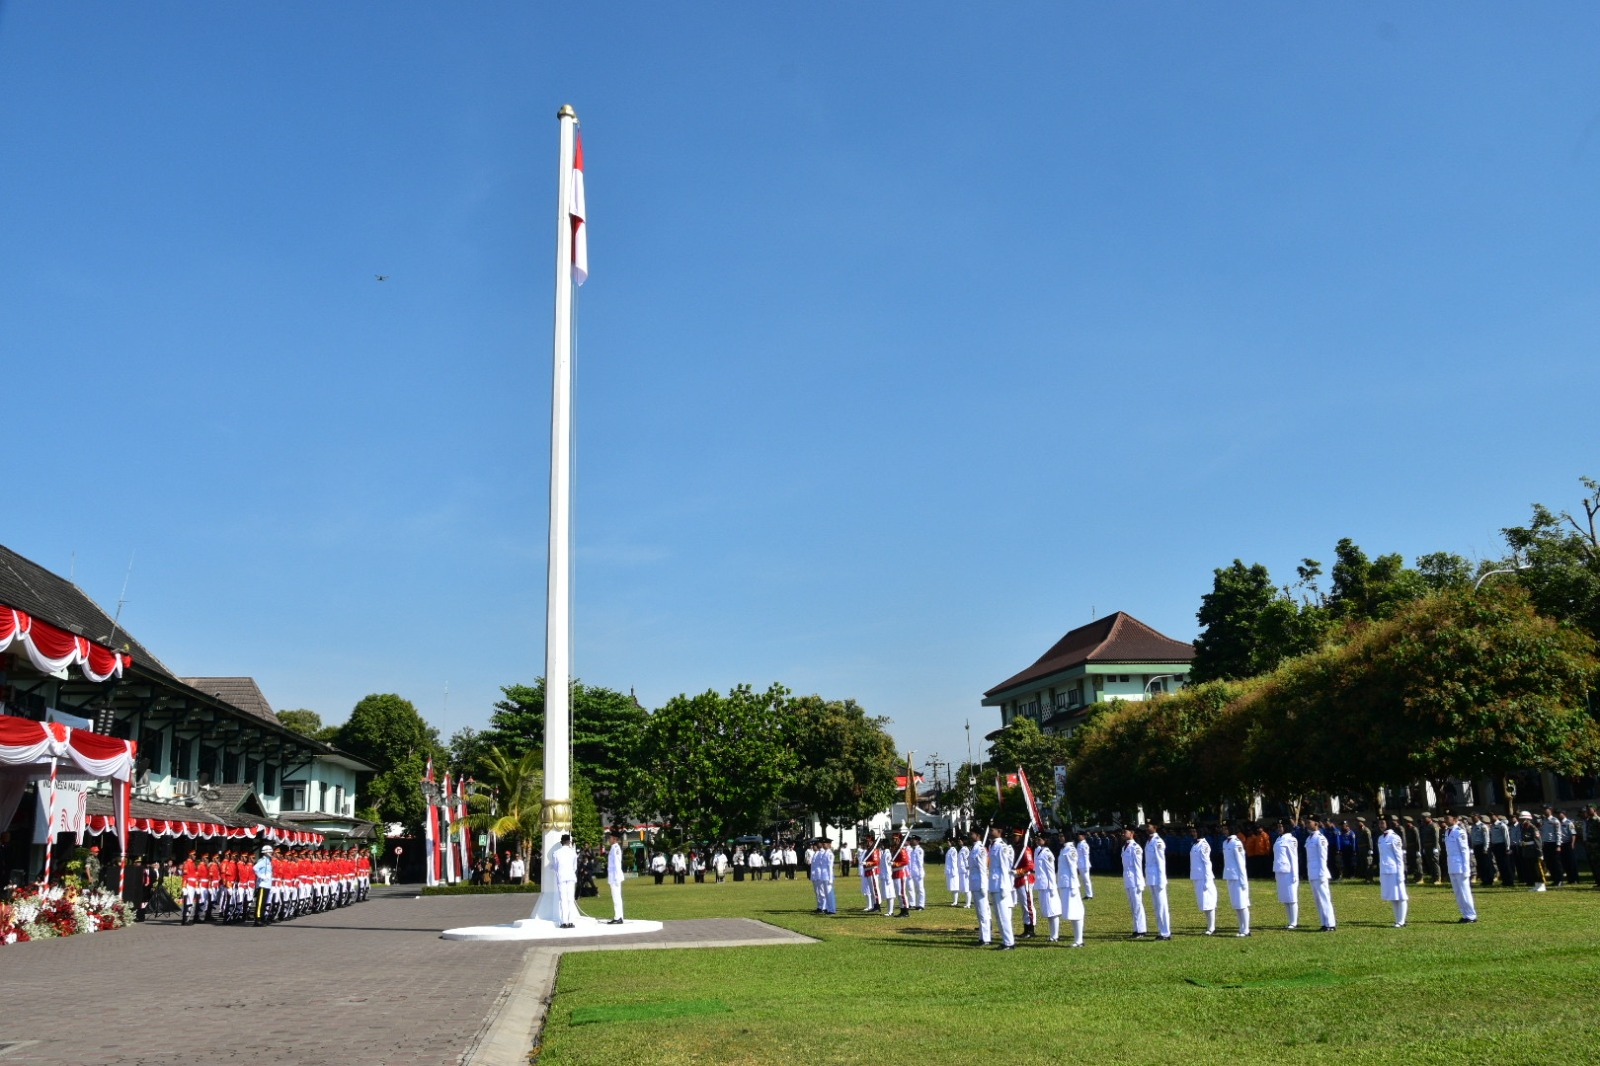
0,885,133,945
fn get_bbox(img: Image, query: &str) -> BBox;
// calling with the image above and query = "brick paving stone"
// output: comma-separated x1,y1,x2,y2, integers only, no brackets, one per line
0,888,543,1066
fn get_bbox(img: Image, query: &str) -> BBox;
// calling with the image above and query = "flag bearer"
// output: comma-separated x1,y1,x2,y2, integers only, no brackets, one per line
1012,829,1037,937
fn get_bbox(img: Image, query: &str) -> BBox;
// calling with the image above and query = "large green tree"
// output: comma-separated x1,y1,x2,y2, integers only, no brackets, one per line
1327,538,1428,622
1502,476,1600,640
1192,560,1326,682
636,683,797,842
334,693,443,833
782,695,898,832
987,717,1072,815
485,679,646,818
1228,586,1600,805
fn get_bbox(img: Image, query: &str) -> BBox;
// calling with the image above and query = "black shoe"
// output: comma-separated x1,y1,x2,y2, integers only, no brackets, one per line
994,944,1013,950
1156,935,1172,941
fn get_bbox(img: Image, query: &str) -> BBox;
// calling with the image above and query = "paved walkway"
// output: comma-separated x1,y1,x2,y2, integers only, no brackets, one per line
0,889,811,1066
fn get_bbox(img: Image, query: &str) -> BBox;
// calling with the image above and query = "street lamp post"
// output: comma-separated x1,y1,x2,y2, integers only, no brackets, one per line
1473,559,1532,591
1143,674,1180,698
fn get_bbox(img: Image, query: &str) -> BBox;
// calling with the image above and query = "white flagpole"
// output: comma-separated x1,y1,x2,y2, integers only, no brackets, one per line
535,103,579,925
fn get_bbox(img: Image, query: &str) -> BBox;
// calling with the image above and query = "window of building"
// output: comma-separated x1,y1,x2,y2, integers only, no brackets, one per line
263,763,278,795
140,729,166,776
173,736,194,779
282,780,307,812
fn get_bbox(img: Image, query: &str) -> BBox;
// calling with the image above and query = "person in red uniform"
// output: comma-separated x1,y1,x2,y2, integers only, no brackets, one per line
890,833,912,917
860,841,882,912
180,852,202,925
203,853,222,922
1012,829,1038,939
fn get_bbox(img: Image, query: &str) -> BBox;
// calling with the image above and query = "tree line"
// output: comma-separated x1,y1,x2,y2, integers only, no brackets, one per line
1058,477,1600,821
278,678,902,858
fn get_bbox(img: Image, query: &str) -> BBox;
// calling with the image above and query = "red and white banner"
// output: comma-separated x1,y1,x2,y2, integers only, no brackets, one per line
83,813,324,846
0,718,138,781
0,603,133,682
35,780,88,843
423,756,439,886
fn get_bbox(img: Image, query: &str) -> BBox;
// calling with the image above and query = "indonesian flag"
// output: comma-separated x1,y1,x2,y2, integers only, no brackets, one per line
570,131,588,286
441,771,456,883
1017,766,1044,830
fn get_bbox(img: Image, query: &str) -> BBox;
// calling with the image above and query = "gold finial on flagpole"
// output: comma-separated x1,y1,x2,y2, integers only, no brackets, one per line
557,104,577,120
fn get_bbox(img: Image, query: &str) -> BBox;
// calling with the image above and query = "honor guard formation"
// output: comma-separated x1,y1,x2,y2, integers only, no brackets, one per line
173,846,372,926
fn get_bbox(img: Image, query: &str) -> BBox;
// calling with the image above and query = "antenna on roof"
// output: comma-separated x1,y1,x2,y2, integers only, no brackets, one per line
107,551,135,649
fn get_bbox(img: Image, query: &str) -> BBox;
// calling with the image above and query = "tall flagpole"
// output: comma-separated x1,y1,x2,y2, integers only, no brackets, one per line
535,103,579,923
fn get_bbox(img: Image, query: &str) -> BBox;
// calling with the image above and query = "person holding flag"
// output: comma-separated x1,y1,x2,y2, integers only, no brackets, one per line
1012,829,1037,938
890,831,912,917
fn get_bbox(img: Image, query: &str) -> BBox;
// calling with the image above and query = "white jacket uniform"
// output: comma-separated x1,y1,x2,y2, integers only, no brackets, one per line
909,844,926,907
944,846,961,892
1305,829,1336,929
810,848,836,913
1190,837,1218,912
1444,823,1476,920
1121,840,1148,934
1076,839,1094,897
1273,832,1301,902
1057,845,1085,921
1378,829,1408,902
607,842,626,921
1035,845,1062,919
1222,834,1250,910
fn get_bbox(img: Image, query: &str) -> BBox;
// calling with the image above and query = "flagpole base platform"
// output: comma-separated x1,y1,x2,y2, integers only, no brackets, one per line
441,914,664,941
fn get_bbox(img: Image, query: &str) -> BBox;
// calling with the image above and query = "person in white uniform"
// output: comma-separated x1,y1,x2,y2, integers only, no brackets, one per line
1075,831,1094,899
944,838,962,905
966,830,991,944
1057,833,1086,946
1034,834,1062,941
811,838,837,914
1188,824,1218,935
1222,822,1251,937
1120,826,1148,938
1443,812,1478,923
605,832,627,924
1272,820,1301,929
1304,814,1336,931
909,836,927,909
987,827,1016,949
1144,822,1172,941
552,834,579,928
1378,816,1409,927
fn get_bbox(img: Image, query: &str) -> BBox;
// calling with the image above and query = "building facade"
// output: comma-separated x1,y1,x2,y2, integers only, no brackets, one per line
983,612,1196,737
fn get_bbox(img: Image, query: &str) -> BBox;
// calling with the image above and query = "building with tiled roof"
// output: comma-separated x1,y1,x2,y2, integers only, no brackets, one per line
982,612,1196,737
1,542,375,882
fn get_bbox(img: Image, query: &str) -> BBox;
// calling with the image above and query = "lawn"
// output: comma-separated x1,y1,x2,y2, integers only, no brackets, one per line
536,873,1600,1065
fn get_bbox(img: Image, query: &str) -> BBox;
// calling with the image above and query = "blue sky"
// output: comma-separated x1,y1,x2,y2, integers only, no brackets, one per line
3,4,1597,770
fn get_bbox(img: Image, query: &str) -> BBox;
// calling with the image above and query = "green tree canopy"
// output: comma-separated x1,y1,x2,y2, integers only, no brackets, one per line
1192,560,1326,682
1502,476,1600,640
987,717,1072,814
485,679,646,817
782,695,898,831
276,708,338,742
334,693,443,833
636,683,797,842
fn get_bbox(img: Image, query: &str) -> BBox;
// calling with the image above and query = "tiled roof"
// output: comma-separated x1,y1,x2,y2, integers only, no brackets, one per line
0,543,170,675
985,612,1194,698
180,677,278,726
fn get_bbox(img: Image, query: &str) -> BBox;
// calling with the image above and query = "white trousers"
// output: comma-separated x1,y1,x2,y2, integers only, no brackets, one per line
975,891,991,943
609,879,624,920
1149,882,1171,937
1311,878,1336,928
1124,880,1148,934
558,881,578,925
820,883,835,913
911,874,926,908
989,889,1015,946
1451,874,1477,920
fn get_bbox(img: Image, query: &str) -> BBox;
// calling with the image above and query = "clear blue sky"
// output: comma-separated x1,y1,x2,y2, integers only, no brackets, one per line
3,4,1597,769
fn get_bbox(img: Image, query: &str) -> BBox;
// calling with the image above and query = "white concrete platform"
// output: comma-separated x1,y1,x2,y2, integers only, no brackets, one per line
441,914,664,941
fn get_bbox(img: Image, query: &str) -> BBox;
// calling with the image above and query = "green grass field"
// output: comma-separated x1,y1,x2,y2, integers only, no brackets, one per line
537,873,1600,1065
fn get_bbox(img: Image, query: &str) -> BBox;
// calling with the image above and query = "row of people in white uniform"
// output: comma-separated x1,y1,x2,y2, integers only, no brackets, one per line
937,812,1480,947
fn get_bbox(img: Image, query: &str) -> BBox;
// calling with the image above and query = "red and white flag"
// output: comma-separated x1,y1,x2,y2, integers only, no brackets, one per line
1017,766,1044,830
570,131,588,286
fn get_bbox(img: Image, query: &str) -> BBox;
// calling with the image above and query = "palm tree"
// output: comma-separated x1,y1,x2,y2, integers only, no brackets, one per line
457,746,543,884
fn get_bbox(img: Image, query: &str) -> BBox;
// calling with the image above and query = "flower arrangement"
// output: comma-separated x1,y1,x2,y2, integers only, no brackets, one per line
0,884,132,946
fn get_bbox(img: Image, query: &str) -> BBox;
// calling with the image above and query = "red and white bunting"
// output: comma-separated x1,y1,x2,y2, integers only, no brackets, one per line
0,603,134,682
